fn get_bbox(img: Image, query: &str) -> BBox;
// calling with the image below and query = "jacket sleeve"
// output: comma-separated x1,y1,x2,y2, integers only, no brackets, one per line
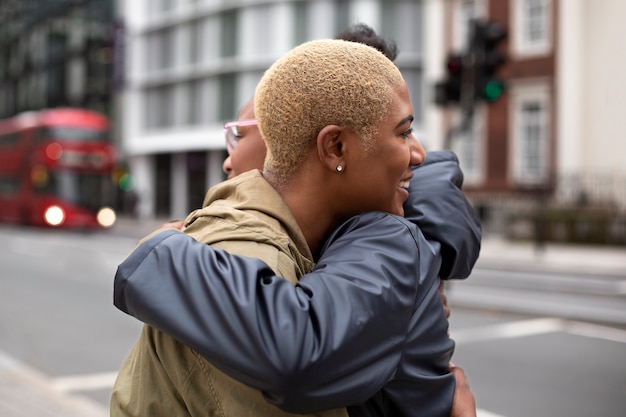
115,212,443,413
405,150,482,279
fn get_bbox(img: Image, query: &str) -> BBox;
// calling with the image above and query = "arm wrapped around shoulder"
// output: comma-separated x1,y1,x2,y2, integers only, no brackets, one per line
404,150,482,279
113,217,428,413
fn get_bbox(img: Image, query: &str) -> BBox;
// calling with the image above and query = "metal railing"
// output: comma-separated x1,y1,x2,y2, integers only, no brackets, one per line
468,173,626,245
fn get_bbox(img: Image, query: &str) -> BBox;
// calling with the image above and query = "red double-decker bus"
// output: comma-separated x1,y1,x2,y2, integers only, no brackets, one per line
0,108,117,228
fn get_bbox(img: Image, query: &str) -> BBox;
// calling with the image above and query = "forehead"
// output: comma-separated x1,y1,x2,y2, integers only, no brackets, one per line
385,82,412,125
238,100,255,120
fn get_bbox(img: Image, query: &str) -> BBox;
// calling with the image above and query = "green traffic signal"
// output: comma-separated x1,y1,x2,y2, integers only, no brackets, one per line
483,80,504,102
118,173,134,191
471,19,507,103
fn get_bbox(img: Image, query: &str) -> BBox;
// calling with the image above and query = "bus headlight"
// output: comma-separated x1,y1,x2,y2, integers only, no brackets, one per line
44,205,65,226
97,207,116,228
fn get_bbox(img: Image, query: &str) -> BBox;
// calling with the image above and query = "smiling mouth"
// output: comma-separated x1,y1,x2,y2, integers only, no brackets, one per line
399,180,410,189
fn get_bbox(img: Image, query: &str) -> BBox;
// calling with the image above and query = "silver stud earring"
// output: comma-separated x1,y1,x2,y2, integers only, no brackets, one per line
336,165,343,172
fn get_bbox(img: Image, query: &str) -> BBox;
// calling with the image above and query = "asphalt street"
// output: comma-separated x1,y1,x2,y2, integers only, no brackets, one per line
1,220,625,417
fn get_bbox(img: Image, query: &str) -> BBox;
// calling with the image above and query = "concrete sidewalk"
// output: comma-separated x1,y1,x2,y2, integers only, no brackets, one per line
476,236,626,277
0,350,107,417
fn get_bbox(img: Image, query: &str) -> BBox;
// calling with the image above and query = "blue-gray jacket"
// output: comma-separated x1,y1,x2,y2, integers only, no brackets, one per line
114,151,482,416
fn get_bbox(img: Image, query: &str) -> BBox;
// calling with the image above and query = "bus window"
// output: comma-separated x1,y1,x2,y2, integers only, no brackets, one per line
0,133,19,148
36,127,109,143
0,177,19,195
33,171,115,211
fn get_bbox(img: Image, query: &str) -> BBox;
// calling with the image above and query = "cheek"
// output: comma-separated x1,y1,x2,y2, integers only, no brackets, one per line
251,139,267,168
231,141,266,174
378,143,410,177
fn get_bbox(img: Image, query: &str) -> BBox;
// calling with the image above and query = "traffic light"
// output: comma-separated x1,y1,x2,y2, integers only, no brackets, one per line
471,19,507,103
434,52,464,106
112,166,134,191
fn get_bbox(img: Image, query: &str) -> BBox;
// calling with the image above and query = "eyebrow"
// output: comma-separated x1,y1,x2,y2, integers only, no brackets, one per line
395,115,414,129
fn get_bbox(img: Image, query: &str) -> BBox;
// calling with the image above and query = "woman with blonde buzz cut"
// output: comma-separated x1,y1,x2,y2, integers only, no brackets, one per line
255,39,404,188
112,39,476,417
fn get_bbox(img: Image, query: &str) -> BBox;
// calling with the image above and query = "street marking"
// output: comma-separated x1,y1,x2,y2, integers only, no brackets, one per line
453,317,626,345
51,371,118,393
452,318,564,344
0,349,21,370
565,320,626,344
477,410,506,417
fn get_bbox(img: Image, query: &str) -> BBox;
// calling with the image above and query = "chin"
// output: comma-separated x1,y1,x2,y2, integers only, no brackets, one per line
390,206,404,217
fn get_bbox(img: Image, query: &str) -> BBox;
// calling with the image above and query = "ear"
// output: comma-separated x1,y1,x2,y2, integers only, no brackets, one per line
316,125,345,172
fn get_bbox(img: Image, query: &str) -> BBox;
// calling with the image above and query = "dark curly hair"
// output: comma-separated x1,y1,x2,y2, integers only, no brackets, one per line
336,23,399,62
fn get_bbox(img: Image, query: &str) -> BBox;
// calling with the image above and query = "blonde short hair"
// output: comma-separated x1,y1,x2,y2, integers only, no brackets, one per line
255,39,405,185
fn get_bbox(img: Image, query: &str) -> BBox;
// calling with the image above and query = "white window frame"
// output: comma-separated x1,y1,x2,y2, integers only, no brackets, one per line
512,0,552,57
510,81,551,185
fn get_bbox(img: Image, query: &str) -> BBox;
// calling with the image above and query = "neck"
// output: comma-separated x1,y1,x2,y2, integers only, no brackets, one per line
265,171,337,260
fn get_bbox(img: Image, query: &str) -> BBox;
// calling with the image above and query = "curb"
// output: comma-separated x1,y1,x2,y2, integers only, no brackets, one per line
0,350,108,417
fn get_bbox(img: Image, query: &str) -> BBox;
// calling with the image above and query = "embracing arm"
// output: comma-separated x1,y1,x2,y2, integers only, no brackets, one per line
405,150,482,279
115,213,426,412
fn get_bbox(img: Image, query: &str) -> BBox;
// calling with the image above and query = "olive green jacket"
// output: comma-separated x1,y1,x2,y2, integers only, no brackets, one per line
110,170,347,417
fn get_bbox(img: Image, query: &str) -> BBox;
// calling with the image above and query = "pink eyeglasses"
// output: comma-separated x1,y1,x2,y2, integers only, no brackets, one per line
223,119,258,154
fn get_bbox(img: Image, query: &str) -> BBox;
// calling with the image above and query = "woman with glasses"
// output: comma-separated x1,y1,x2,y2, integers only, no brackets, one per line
112,39,480,417
222,100,263,179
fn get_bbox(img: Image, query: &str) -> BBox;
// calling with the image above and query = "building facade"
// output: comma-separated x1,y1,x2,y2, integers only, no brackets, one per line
117,0,426,220
437,0,626,243
0,0,115,120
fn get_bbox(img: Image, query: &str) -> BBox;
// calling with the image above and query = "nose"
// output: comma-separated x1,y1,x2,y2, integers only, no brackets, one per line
223,155,233,177
408,135,426,167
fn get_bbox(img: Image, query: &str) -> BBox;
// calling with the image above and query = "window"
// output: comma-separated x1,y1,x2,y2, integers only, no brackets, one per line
149,0,174,16
221,10,238,58
511,83,550,184
37,127,108,142
240,5,274,57
160,28,175,69
154,153,172,217
46,65,66,107
218,74,236,122
513,0,552,55
145,33,159,74
146,29,175,72
293,1,308,46
0,177,20,195
381,0,423,55
334,0,350,36
197,16,220,63
189,20,201,64
0,133,19,148
186,151,206,212
186,79,201,125
518,103,545,179
47,33,68,61
145,85,175,130
33,172,115,210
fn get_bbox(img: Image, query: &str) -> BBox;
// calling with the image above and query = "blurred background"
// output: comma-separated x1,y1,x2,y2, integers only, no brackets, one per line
0,1,625,417
2,0,625,243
